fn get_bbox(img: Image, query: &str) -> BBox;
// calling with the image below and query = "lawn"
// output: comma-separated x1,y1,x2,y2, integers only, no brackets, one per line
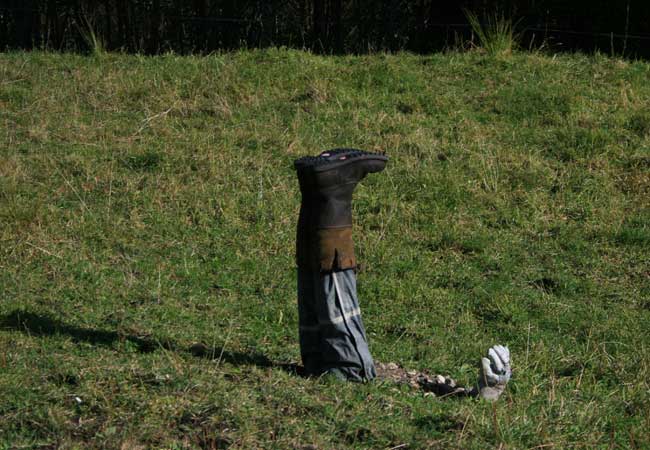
1,48,649,448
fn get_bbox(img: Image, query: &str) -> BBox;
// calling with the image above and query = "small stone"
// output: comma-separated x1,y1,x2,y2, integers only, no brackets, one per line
386,362,399,370
406,370,417,377
434,375,445,384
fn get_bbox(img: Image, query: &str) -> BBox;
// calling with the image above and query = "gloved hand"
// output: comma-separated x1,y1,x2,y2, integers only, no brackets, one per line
477,345,511,401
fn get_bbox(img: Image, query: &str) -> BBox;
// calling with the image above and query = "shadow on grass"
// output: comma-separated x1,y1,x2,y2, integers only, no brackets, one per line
413,414,465,432
0,309,303,375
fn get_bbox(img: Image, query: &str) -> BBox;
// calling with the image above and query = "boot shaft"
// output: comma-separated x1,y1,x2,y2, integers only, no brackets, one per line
295,148,387,229
294,149,388,271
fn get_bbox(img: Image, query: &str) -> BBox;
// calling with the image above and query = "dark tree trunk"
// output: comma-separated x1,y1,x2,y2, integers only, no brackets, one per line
331,0,342,52
149,0,161,53
104,0,112,50
312,0,326,51
117,0,128,50
14,0,36,48
415,0,426,52
192,0,207,51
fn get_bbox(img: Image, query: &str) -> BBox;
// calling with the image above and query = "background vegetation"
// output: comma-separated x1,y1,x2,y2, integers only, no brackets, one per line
2,0,650,57
1,47,649,448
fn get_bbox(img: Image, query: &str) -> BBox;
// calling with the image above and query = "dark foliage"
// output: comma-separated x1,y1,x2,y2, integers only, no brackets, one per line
0,1,649,56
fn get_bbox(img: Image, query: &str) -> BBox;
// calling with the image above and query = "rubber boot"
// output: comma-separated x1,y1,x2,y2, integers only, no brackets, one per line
294,148,388,272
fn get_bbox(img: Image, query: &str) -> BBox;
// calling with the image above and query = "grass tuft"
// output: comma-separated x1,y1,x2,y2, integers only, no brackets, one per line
465,10,519,57
77,16,105,58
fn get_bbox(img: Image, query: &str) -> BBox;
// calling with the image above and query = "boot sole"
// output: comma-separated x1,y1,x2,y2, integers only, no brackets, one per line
294,148,388,172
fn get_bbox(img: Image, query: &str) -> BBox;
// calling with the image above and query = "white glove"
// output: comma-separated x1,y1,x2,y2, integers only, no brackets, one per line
477,345,511,401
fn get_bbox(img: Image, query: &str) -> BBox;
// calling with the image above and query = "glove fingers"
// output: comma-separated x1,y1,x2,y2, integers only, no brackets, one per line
481,357,499,384
488,348,505,373
494,345,510,365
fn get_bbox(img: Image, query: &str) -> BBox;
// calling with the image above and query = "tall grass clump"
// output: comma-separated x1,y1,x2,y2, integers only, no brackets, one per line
77,16,105,57
465,10,518,57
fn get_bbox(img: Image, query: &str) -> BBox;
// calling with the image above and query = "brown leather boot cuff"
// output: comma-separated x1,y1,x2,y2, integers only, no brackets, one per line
316,227,356,271
296,228,357,271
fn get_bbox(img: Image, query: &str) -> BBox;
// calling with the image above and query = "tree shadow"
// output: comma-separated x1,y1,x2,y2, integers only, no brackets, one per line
0,309,303,375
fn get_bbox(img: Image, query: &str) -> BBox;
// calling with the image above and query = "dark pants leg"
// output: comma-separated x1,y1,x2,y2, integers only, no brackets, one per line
297,267,376,381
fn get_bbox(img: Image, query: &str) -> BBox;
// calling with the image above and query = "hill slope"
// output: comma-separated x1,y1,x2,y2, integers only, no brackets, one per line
1,49,649,448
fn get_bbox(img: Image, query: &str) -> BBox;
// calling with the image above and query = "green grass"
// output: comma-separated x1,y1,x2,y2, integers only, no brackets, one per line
1,48,649,449
465,11,519,57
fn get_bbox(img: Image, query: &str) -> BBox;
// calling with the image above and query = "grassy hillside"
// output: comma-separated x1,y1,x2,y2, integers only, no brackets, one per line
1,49,649,449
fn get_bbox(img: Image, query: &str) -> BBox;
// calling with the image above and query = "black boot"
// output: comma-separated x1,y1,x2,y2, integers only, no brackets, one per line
294,148,388,272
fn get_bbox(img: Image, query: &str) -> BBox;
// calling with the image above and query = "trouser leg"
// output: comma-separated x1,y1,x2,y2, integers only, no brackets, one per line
297,267,376,381
297,267,322,376
318,269,376,381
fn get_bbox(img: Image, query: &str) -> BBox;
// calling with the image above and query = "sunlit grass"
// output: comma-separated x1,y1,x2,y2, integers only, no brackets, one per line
1,49,649,448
